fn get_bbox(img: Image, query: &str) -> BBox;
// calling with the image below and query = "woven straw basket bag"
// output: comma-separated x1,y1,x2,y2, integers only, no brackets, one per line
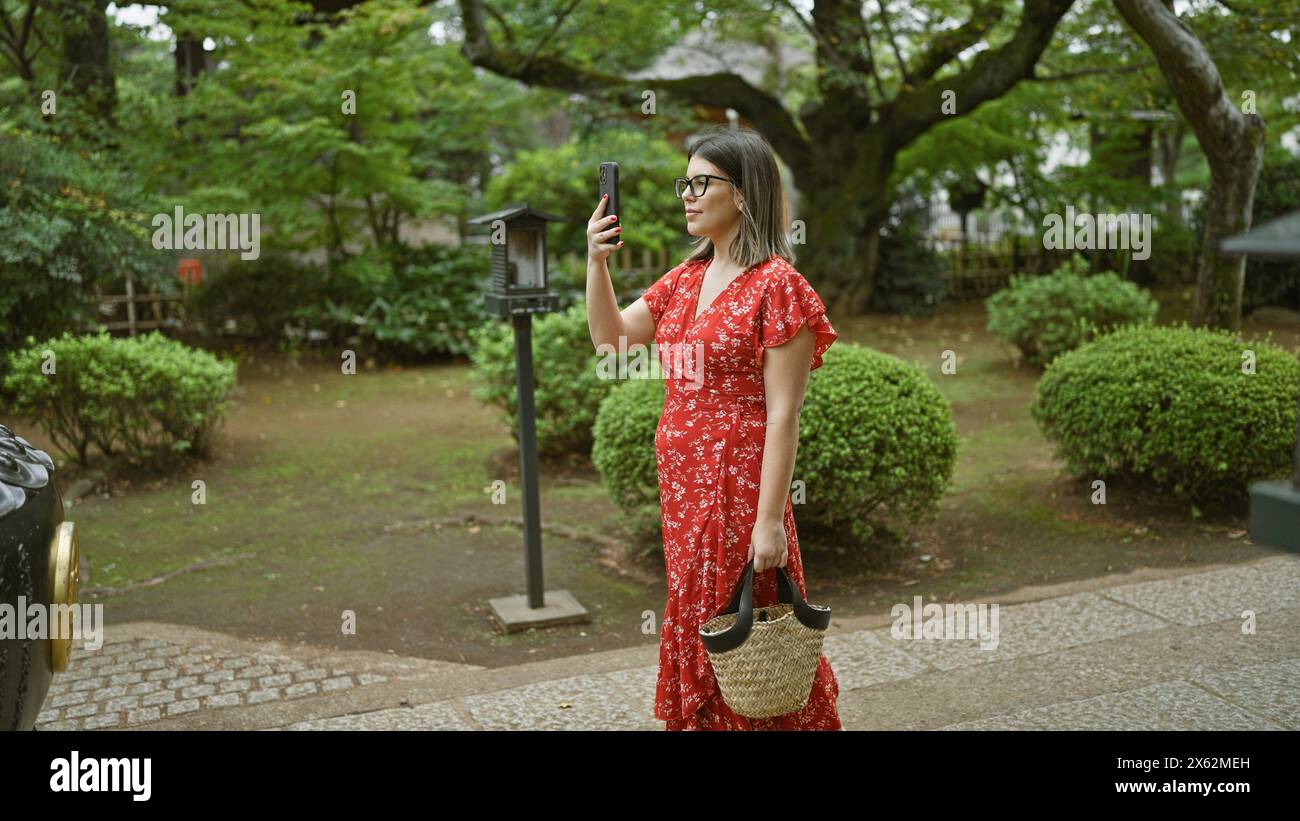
698,559,832,718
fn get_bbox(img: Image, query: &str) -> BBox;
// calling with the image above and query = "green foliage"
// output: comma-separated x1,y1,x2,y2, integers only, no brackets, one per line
192,244,491,358
468,301,615,461
870,189,948,316
1030,324,1300,502
3,332,237,468
0,124,169,370
591,375,666,547
486,127,685,268
118,0,540,260
1243,151,1300,313
589,343,960,548
794,343,959,545
986,255,1159,366
351,244,493,358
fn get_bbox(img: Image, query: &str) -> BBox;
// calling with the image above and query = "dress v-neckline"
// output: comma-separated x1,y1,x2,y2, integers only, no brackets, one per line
689,258,756,326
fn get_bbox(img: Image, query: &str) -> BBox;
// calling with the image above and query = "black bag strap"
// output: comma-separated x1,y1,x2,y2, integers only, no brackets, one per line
699,558,831,653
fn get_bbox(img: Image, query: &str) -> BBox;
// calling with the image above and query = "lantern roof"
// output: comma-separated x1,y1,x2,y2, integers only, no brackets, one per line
468,202,570,226
1220,209,1300,259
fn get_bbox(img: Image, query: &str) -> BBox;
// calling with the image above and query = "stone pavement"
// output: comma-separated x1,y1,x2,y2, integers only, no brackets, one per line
35,554,1300,731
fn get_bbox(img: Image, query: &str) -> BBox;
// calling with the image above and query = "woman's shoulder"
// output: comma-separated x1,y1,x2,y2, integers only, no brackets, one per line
756,254,813,292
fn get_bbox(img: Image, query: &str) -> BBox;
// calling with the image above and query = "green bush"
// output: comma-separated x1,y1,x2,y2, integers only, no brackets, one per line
1030,323,1300,502
589,343,960,547
986,255,1159,367
191,252,335,341
0,124,170,375
194,244,492,359
2,332,237,467
591,375,666,547
795,343,959,544
355,244,492,358
469,301,615,461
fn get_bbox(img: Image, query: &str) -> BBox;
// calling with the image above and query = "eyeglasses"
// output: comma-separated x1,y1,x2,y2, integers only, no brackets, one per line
674,174,739,198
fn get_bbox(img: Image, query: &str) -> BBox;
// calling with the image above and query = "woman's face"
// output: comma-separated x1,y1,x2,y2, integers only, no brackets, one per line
682,157,742,240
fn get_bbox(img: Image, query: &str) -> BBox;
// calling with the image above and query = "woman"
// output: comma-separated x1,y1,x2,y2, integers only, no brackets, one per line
585,125,842,730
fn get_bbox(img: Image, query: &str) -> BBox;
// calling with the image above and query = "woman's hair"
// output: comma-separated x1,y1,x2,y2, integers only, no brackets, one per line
683,124,795,267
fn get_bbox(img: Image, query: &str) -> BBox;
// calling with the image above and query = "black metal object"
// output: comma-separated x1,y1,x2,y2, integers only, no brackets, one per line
468,203,567,318
469,204,570,609
0,423,69,730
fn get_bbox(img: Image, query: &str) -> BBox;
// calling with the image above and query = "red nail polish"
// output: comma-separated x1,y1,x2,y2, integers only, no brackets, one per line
615,227,621,233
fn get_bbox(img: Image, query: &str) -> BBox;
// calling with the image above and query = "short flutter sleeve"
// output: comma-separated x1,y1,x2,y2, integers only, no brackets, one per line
640,262,688,327
757,267,839,372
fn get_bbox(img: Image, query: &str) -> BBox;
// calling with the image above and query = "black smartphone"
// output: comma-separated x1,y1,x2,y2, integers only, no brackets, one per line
598,161,620,227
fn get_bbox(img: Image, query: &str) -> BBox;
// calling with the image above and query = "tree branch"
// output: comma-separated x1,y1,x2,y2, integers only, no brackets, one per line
516,0,580,75
1111,0,1259,159
457,0,812,174
884,0,1076,152
875,0,912,85
909,0,1004,81
1028,61,1152,81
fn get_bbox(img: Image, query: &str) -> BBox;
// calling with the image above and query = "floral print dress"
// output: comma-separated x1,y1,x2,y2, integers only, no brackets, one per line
640,252,843,731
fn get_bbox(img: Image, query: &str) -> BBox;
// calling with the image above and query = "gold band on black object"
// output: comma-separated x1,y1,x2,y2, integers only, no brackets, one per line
48,521,79,673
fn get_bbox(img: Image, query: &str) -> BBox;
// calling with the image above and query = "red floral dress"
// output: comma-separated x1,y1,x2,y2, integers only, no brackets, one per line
639,252,842,731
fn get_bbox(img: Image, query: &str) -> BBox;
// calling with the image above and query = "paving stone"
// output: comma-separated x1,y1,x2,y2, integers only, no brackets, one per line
142,690,177,707
180,684,217,700
284,682,318,698
128,707,162,724
320,676,355,693
83,713,123,729
247,689,282,705
51,691,89,708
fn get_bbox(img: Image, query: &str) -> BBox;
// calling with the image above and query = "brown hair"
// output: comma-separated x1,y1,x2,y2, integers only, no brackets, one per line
683,125,795,267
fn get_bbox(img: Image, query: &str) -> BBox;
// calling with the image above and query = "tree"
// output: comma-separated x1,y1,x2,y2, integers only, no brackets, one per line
456,0,1077,314
1113,0,1266,330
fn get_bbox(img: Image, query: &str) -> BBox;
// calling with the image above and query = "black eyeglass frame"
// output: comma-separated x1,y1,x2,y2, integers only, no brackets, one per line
674,174,740,198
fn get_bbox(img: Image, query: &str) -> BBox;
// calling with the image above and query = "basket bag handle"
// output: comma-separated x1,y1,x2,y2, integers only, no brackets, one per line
700,558,831,653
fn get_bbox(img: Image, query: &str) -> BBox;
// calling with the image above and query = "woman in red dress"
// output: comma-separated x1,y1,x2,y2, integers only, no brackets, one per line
585,125,842,730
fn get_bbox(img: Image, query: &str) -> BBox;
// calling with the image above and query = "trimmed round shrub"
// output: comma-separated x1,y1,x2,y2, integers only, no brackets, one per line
3,331,237,467
987,255,1159,367
796,343,959,544
1030,323,1300,502
469,301,617,462
591,375,665,545
589,342,960,548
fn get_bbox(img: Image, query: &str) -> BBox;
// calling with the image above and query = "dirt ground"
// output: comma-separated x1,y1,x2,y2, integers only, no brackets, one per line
12,284,1298,668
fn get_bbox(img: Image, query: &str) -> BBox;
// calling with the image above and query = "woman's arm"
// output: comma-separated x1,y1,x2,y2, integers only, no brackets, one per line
584,194,655,351
750,323,816,571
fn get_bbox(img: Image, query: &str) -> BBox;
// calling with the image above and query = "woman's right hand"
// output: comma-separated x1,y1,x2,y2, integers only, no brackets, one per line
586,194,623,263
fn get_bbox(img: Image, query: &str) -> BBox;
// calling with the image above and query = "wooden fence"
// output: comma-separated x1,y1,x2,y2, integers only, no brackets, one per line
84,272,188,336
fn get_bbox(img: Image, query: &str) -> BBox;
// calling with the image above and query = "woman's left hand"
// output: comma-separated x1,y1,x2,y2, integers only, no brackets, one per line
748,518,788,572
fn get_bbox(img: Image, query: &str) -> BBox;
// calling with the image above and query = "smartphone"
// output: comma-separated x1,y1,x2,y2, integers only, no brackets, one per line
598,162,620,227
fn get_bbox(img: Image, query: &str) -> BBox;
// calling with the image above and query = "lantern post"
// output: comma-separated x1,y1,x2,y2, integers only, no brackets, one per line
468,203,591,631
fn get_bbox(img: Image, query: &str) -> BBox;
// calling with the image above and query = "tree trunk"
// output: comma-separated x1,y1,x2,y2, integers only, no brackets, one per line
57,0,116,124
1113,0,1266,331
